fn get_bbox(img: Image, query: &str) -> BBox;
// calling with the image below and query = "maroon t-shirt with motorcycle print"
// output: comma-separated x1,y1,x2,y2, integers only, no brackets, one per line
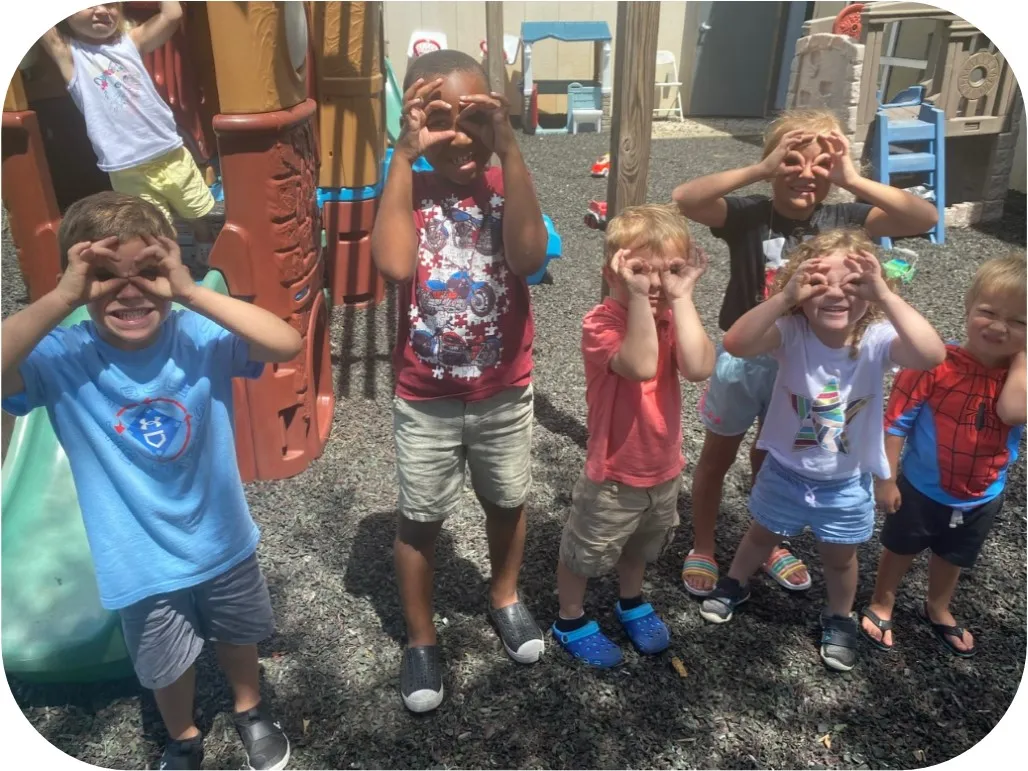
393,166,534,402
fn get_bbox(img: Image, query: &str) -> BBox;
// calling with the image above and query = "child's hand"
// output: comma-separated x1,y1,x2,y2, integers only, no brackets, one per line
662,244,709,300
813,131,859,186
458,92,516,158
759,129,815,179
842,250,892,304
614,249,653,298
55,237,128,308
875,478,902,514
782,259,829,307
396,77,457,162
129,236,196,304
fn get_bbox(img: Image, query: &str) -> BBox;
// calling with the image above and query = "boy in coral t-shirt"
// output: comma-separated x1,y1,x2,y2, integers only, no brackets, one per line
552,204,715,667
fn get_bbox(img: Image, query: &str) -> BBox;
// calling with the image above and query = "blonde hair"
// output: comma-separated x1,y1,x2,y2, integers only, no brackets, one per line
762,108,844,159
771,228,896,358
604,204,691,270
965,252,1027,312
57,3,130,41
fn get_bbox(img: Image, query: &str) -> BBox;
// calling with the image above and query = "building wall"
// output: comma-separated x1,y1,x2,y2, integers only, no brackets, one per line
1011,109,1027,193
383,1,688,116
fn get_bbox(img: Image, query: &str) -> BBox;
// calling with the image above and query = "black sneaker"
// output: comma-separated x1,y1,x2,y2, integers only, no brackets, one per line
489,601,545,664
159,734,204,770
820,611,859,672
699,576,751,624
232,704,290,770
400,645,444,713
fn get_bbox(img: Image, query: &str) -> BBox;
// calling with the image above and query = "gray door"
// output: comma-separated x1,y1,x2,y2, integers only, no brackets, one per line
687,1,787,117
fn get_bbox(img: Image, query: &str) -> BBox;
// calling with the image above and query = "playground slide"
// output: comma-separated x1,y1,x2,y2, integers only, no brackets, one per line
1,270,231,684
385,57,403,144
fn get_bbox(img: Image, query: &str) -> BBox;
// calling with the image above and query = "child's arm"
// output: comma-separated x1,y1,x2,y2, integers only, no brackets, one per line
459,93,547,277
819,131,938,238
610,251,660,381
37,27,74,82
843,251,946,370
672,129,813,227
2,238,127,398
874,434,905,513
663,246,715,381
133,236,302,362
371,77,455,283
723,258,830,357
129,1,184,55
997,350,1027,425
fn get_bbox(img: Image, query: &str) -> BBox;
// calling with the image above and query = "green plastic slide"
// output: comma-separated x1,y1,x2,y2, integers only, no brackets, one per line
1,270,230,683
385,56,403,144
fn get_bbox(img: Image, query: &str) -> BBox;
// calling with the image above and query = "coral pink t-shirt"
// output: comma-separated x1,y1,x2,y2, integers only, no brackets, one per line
582,298,685,487
393,167,534,402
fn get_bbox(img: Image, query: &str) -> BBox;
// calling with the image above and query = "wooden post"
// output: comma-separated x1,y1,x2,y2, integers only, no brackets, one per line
485,2,506,96
602,1,661,296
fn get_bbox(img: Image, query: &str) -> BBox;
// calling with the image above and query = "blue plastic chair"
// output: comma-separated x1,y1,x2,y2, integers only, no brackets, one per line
567,82,603,134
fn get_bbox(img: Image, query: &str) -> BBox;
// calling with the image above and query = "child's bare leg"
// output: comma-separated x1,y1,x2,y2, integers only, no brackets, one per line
687,430,746,589
557,560,589,619
616,553,646,600
726,520,783,582
215,642,261,713
395,517,444,647
154,665,200,741
818,542,859,618
926,553,974,652
861,548,917,646
481,500,525,609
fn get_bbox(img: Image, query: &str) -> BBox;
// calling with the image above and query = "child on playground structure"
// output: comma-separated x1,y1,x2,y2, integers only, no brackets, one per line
553,205,714,668
860,253,1026,658
370,49,549,713
697,229,945,673
0,192,301,771
672,108,940,601
37,3,222,254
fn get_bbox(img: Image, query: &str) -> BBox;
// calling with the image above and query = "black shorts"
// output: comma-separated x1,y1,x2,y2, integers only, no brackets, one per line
879,475,1003,569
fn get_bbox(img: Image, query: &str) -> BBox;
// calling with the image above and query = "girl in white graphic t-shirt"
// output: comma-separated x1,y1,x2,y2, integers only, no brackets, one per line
698,229,945,673
37,3,220,250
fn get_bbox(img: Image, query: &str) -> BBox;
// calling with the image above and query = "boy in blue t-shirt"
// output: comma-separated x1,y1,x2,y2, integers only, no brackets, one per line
1,192,303,771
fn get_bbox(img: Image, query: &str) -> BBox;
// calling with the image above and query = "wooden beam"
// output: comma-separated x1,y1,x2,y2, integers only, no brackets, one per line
485,2,506,96
602,0,661,296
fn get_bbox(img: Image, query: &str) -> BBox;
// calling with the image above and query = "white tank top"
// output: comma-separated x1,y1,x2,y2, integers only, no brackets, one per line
67,34,183,172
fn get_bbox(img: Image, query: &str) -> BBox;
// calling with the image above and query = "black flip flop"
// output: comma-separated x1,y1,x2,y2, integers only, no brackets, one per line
918,601,977,658
859,606,895,652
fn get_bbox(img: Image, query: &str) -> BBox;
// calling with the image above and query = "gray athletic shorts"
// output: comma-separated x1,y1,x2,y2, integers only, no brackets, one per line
118,551,275,690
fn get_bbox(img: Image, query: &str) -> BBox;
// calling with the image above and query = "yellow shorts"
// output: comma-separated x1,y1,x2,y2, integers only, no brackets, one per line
108,146,215,224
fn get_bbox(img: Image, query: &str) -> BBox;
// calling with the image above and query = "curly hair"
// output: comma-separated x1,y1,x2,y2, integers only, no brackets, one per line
771,228,898,359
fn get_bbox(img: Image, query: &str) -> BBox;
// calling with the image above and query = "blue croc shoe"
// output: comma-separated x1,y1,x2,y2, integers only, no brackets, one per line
616,601,670,655
551,620,623,668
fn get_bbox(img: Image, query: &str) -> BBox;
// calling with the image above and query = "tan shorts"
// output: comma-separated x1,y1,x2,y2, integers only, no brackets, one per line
109,146,215,224
560,472,681,577
393,385,533,522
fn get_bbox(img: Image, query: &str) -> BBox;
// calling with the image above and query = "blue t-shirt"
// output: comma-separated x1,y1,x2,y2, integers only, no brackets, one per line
2,310,265,610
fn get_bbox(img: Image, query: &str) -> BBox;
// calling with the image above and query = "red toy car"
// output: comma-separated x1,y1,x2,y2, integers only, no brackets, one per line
590,153,610,177
584,200,608,230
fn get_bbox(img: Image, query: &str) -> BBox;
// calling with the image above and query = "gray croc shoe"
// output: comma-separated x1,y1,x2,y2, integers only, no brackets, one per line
489,601,545,664
400,645,444,713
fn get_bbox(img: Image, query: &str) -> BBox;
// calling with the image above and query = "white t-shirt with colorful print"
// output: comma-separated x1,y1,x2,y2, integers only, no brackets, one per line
757,315,898,480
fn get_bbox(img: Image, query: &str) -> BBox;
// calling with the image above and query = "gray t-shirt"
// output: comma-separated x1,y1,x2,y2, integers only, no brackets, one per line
711,195,873,331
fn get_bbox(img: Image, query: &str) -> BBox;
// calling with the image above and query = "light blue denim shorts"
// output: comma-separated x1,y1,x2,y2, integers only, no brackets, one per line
697,346,779,436
749,455,875,545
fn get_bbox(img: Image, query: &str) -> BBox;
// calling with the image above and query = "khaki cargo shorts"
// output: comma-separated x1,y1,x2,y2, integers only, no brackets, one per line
559,471,681,577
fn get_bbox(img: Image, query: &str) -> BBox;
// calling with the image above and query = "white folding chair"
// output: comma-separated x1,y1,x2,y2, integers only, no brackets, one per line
654,50,684,121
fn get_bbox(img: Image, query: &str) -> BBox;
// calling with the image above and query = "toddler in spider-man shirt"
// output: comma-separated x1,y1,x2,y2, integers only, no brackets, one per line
861,254,1026,659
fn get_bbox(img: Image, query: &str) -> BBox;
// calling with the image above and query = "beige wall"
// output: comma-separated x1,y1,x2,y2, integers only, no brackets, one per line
383,1,688,116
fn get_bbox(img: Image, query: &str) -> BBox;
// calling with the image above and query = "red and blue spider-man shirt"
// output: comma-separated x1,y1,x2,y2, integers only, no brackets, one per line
884,344,1023,509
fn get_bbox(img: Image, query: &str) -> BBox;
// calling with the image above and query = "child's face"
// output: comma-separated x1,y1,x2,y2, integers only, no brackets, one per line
965,290,1027,365
609,246,671,318
83,237,172,350
800,250,869,332
66,4,122,43
421,71,494,185
770,138,833,216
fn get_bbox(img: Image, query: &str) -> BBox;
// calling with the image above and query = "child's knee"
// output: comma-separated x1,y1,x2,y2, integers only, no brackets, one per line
396,515,444,548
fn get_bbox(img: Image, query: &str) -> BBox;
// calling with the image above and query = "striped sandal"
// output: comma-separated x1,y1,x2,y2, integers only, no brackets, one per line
682,550,719,597
763,544,812,591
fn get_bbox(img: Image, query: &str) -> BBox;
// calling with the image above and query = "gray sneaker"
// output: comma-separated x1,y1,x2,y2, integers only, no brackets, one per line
699,577,751,624
820,611,860,672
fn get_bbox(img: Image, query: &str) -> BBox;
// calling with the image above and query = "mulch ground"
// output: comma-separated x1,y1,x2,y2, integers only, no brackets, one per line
2,132,1025,770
